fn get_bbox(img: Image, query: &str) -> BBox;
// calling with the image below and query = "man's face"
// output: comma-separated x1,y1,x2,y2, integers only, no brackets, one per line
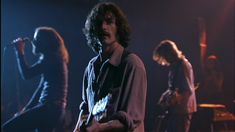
158,57,170,66
99,12,118,46
206,59,216,69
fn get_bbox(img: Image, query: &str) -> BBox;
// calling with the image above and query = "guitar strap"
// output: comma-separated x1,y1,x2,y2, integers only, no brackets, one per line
120,49,131,65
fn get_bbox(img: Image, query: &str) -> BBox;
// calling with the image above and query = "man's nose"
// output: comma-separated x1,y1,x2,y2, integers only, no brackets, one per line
102,21,108,30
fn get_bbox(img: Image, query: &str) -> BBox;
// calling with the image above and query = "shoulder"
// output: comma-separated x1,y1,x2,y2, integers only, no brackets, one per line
178,58,194,75
182,58,192,69
124,53,146,69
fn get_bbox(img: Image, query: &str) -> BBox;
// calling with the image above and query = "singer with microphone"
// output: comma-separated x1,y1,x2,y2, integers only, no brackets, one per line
2,26,69,132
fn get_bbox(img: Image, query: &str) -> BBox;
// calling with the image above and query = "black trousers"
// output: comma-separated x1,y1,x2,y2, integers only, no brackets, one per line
2,103,65,132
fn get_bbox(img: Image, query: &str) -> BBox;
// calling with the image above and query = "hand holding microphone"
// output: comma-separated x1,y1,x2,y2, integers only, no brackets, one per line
10,37,30,55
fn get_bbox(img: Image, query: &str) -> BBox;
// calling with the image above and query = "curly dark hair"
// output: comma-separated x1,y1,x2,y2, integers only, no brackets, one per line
83,2,131,53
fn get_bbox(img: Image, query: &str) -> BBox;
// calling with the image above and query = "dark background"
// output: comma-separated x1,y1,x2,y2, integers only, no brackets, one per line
1,0,234,131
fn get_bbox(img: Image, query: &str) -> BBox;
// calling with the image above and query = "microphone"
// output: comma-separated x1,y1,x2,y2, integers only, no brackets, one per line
6,37,31,48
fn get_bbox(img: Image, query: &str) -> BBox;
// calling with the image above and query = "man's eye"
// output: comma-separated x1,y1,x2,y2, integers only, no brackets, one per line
106,19,114,24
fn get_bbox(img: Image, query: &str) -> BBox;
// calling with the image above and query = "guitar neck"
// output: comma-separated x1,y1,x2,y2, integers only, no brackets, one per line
85,112,94,126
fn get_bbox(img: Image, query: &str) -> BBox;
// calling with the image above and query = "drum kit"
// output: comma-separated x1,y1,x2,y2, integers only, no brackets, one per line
192,103,235,132
155,103,235,132
197,103,235,121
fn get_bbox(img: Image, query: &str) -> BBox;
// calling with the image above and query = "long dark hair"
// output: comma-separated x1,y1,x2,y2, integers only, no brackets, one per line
83,2,131,53
153,40,184,64
34,27,69,63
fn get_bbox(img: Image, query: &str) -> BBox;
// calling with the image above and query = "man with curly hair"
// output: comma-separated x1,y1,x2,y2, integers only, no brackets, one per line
74,2,147,132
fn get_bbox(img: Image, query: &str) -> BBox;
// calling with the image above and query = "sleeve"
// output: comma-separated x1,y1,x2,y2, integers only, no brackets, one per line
24,86,43,109
110,55,147,131
73,65,90,132
15,53,44,109
174,61,193,104
176,63,190,92
78,65,90,122
16,53,44,80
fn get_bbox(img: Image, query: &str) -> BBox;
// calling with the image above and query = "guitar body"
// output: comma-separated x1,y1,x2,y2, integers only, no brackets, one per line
158,89,178,108
76,94,112,132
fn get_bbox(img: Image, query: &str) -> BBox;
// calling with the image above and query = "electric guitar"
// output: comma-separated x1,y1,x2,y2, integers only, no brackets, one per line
76,94,112,132
158,89,178,110
158,83,199,113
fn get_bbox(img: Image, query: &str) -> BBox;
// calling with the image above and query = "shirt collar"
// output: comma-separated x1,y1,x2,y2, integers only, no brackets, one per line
108,44,124,67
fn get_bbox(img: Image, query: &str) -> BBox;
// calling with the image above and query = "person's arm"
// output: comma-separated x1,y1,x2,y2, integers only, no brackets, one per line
73,66,90,132
14,38,43,80
23,84,43,110
86,119,125,132
16,53,44,80
174,60,194,105
13,38,44,110
13,86,42,116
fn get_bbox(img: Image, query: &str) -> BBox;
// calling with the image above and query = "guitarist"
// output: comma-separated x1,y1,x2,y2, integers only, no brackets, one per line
74,2,147,132
153,40,197,132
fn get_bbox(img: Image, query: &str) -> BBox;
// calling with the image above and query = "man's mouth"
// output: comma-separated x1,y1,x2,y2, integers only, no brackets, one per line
103,32,110,37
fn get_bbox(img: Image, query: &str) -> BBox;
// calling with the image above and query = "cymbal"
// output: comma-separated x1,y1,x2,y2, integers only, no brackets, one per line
198,104,225,108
